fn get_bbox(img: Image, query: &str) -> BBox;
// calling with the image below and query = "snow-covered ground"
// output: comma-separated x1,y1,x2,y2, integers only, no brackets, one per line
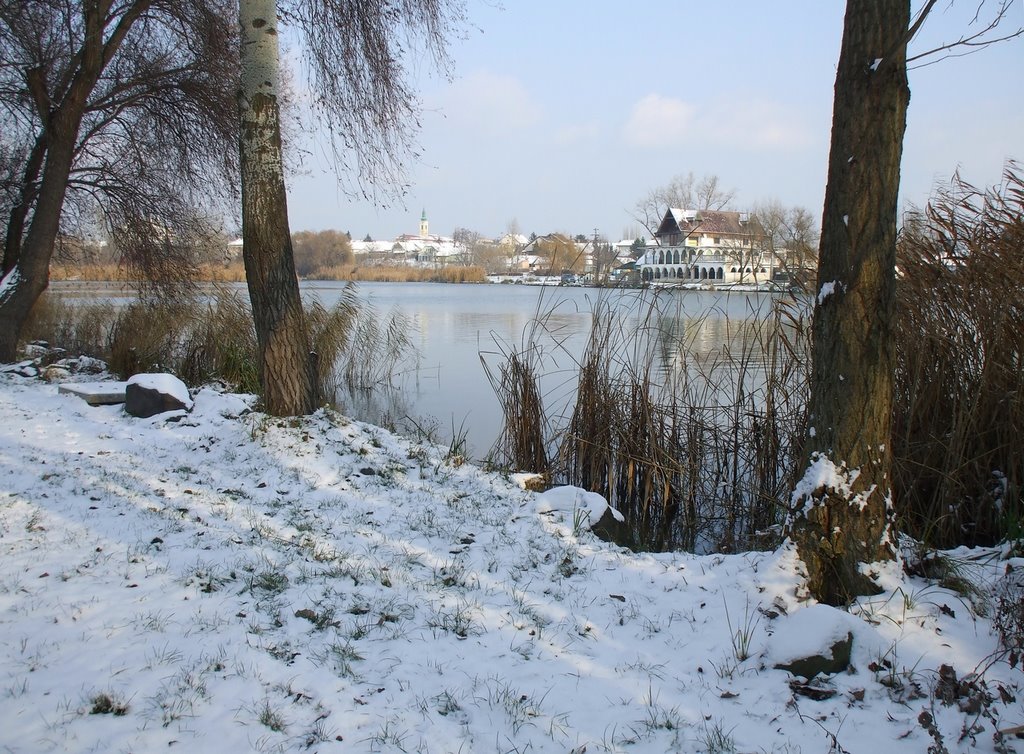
1,363,1022,753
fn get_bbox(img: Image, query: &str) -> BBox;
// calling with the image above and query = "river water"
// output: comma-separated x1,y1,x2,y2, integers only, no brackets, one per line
305,282,796,460
48,280,799,460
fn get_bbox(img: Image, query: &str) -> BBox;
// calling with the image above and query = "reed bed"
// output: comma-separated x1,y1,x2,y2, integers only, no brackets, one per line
891,164,1024,547
485,168,1022,553
486,289,811,552
49,263,131,282
51,261,248,283
481,294,568,475
316,265,488,284
50,261,486,284
24,283,413,405
21,296,119,358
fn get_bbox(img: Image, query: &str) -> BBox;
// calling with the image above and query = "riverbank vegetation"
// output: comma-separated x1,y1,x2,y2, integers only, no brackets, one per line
485,167,1023,554
24,284,414,401
20,169,1024,555
49,260,487,284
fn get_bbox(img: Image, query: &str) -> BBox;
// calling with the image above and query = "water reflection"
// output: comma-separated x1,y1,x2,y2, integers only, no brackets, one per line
330,284,802,458
49,280,803,460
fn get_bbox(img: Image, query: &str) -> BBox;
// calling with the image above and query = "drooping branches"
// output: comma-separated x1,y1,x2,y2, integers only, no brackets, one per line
283,0,467,198
0,0,239,350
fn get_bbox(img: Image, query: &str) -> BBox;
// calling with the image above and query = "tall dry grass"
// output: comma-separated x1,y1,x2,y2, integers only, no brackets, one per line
25,283,412,404
891,163,1024,547
50,261,484,284
49,264,130,282
487,168,1021,553
486,290,811,552
317,265,488,284
21,296,119,357
481,297,561,475
50,262,248,283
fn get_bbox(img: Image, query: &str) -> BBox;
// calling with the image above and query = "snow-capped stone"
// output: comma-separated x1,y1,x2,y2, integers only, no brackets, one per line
125,373,193,417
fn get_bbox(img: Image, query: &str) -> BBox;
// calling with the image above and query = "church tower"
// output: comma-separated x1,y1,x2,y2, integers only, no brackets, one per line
419,208,429,238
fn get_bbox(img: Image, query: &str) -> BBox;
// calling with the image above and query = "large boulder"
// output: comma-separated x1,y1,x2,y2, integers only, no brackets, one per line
764,604,859,680
125,373,193,418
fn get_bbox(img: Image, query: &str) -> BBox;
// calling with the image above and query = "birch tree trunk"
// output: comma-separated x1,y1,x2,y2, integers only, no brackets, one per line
238,0,317,415
789,0,911,605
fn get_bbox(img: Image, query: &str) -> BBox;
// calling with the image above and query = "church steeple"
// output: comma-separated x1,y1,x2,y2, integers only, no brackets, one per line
419,208,429,238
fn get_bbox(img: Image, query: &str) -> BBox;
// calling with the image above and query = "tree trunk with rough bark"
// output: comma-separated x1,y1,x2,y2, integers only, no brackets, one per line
789,0,911,606
0,120,76,361
0,1,121,363
238,0,317,416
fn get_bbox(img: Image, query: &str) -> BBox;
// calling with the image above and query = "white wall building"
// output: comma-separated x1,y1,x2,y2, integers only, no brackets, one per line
635,209,780,285
350,210,461,266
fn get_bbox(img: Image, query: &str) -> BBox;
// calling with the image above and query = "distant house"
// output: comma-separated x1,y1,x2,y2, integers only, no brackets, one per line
507,253,543,273
635,209,780,285
497,233,529,249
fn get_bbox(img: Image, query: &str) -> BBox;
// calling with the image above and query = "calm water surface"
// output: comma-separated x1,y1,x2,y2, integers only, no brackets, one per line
304,282,786,459
49,280,792,460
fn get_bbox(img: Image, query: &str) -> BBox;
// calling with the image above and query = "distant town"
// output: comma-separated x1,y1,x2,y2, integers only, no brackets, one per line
225,206,818,288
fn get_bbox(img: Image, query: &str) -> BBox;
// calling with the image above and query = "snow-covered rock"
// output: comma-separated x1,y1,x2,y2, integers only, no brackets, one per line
534,485,624,529
765,604,864,679
125,373,193,417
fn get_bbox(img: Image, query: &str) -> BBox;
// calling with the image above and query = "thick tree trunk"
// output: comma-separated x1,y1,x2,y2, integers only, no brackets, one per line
3,134,48,276
0,1,149,363
238,0,317,416
0,97,93,363
790,0,911,605
0,131,74,361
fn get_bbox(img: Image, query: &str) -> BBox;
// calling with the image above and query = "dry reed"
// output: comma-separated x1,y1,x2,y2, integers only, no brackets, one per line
891,163,1024,547
49,261,485,284
485,289,810,552
25,283,411,405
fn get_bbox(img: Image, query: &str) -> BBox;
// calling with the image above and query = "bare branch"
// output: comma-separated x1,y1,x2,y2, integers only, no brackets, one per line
906,0,1024,66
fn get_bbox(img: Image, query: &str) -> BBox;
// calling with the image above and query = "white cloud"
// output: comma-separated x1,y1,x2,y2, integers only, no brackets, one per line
623,94,695,148
430,70,543,133
623,93,812,151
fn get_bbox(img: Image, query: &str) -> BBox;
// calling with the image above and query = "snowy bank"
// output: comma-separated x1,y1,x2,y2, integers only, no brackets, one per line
0,370,1022,753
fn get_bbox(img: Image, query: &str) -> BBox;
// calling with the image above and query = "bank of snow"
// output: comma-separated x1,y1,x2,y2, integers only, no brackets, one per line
0,371,1021,753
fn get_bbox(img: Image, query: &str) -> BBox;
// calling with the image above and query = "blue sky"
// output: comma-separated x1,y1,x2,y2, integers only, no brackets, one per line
285,1,1023,241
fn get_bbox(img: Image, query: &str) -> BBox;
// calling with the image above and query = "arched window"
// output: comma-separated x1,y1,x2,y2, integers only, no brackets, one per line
654,268,661,279
717,267,724,280
678,267,684,278
658,250,664,265
641,267,651,281
700,268,708,279
673,249,681,264
731,267,738,273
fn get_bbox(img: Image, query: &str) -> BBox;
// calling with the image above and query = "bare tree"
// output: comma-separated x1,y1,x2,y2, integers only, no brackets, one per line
631,172,734,238
534,233,584,275
789,0,1021,605
452,226,481,265
0,0,238,361
750,200,819,286
292,230,353,277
